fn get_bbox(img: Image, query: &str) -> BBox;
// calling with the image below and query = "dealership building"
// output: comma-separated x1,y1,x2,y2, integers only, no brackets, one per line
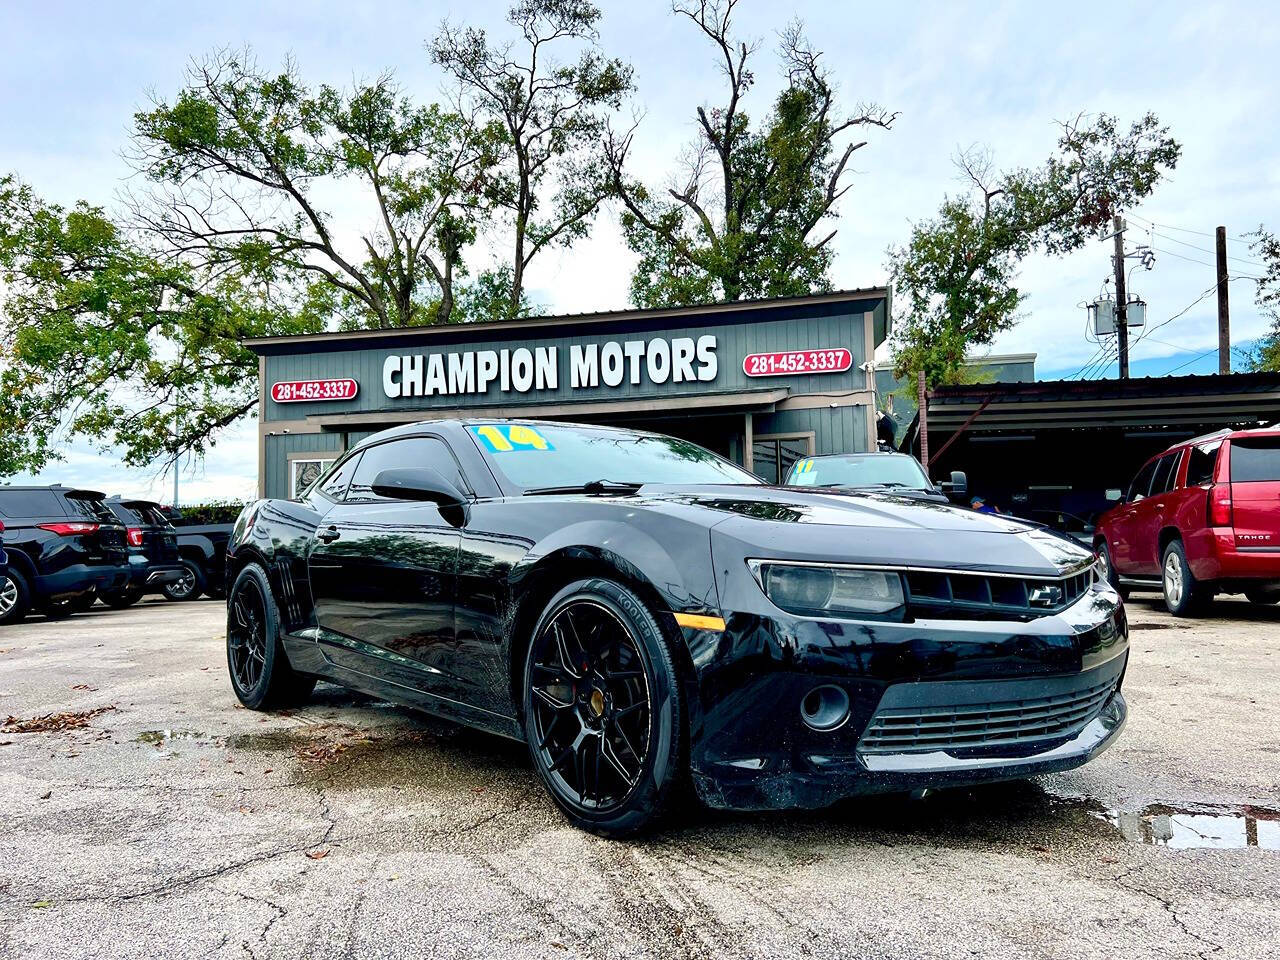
245,289,891,498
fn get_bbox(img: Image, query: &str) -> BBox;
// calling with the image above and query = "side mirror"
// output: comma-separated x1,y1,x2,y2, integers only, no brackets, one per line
1105,488,1122,503
940,470,968,503
371,468,467,509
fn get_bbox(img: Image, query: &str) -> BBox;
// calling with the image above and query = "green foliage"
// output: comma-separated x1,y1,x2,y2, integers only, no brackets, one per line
170,499,248,526
0,176,323,477
453,267,538,324
1248,228,1280,372
431,0,633,313
132,50,504,327
889,113,1181,385
608,4,895,307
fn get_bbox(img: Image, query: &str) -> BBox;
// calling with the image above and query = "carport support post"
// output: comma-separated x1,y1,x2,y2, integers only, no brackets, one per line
917,370,929,474
1113,215,1130,380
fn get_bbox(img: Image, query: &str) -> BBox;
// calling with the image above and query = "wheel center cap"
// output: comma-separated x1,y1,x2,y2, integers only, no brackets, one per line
589,688,605,718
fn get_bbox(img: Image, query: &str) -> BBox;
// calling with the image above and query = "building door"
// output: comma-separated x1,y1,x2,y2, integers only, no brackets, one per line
752,435,814,484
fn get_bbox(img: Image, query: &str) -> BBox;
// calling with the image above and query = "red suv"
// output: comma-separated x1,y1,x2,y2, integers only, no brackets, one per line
1096,427,1280,615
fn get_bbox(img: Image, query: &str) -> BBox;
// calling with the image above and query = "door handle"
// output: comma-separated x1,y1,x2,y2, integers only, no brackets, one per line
317,526,340,543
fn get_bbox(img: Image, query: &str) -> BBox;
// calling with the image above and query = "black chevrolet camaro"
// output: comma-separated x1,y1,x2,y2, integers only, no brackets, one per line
224,419,1129,835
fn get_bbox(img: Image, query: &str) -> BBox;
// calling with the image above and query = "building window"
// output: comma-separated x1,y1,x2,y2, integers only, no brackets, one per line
751,435,813,484
291,457,336,497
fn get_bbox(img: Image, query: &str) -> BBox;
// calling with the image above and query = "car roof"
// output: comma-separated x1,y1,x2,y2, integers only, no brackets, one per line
802,451,915,461
1160,424,1280,455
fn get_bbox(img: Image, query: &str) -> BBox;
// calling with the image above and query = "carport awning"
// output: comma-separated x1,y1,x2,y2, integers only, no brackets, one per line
926,372,1280,431
304,387,792,430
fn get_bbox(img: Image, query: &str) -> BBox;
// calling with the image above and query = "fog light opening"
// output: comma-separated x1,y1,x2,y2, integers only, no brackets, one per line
800,685,850,731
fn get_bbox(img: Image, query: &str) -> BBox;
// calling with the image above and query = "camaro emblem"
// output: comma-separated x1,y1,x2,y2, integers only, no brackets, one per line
1029,584,1064,607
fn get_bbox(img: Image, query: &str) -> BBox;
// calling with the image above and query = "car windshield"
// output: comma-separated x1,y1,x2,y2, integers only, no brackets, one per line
468,423,760,491
788,455,931,490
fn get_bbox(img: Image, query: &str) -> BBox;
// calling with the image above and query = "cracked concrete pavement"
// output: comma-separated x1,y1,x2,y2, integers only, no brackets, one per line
0,594,1277,959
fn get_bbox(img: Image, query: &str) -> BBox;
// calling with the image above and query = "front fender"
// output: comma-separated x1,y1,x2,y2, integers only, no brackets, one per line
514,517,720,616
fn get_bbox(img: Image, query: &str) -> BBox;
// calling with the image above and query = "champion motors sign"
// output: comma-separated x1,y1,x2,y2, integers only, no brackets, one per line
382,336,720,398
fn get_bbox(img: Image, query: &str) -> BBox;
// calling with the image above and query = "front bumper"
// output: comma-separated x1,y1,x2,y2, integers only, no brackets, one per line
683,549,1130,811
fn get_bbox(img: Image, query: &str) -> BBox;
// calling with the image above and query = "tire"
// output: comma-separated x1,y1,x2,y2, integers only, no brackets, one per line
1245,587,1279,606
0,569,32,625
522,578,686,837
226,563,315,710
100,587,142,609
41,599,77,620
1095,541,1129,600
163,559,206,602
69,593,98,613
1161,540,1211,617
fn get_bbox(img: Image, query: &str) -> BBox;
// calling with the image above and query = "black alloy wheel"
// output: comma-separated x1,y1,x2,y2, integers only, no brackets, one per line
226,563,314,710
163,559,205,602
523,579,685,837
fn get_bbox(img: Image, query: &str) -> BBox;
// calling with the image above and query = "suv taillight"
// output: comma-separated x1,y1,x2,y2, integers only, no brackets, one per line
38,522,100,536
1207,483,1233,527
126,527,144,547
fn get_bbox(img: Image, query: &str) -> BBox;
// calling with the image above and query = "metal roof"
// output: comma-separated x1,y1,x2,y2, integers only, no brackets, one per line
243,287,890,356
925,371,1280,432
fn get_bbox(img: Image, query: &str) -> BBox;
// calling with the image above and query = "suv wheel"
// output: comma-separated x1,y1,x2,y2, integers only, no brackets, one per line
0,570,31,625
1244,587,1279,606
163,559,206,602
1095,541,1129,599
1162,540,1211,617
101,587,142,609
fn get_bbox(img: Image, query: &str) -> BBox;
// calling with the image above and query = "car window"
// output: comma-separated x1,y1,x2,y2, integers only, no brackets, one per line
1150,452,1178,495
0,489,64,517
346,436,469,502
1230,436,1280,482
1185,442,1221,486
64,494,118,523
1127,460,1158,502
469,423,759,490
787,455,930,490
108,503,143,526
313,452,362,501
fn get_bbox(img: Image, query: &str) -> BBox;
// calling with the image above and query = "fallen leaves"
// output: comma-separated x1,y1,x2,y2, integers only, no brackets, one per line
2,705,115,734
305,848,330,860
69,684,97,691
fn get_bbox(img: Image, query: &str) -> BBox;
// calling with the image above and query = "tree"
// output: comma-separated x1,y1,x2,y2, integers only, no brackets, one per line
1248,228,1280,371
131,50,503,328
889,113,1181,385
605,0,896,307
0,176,324,477
431,0,633,316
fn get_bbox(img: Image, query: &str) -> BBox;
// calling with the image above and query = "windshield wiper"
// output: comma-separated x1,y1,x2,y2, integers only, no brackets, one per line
524,479,645,496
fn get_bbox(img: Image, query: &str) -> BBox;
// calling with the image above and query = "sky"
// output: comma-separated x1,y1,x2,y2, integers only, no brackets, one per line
1,0,1277,501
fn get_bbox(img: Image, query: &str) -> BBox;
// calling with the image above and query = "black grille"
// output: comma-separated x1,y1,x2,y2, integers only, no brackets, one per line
859,671,1120,755
905,564,1095,620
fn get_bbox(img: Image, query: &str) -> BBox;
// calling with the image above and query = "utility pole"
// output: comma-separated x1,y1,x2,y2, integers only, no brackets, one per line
1112,215,1130,379
1216,225,1231,374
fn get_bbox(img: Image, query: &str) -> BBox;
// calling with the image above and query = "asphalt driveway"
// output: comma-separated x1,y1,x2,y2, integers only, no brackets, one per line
0,594,1277,959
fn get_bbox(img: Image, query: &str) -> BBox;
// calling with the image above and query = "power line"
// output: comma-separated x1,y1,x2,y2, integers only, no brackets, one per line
1150,244,1265,279
1128,213,1258,244
1149,229,1265,268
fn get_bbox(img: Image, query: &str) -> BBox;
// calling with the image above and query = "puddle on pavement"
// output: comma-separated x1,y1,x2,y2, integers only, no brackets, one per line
1096,802,1280,849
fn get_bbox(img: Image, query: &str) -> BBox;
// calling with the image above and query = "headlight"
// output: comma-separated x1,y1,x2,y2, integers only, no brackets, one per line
751,561,906,621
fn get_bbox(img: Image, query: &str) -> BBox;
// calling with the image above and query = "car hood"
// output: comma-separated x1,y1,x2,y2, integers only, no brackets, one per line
634,484,1094,577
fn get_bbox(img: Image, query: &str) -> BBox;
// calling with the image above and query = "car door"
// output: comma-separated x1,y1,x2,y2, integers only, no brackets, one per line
1131,451,1182,573
1111,458,1158,572
307,435,467,699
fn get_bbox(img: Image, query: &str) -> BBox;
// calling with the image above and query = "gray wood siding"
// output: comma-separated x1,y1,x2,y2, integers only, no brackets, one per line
265,432,344,499
756,406,868,456
261,304,879,423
